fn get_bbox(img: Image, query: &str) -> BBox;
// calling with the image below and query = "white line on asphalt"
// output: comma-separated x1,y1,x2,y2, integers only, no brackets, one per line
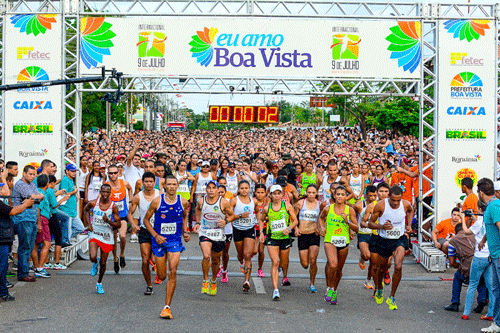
15,282,26,288
252,277,266,294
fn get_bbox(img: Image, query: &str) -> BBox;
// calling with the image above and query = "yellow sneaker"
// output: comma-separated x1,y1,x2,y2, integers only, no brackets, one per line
375,289,384,305
201,280,209,294
386,296,398,310
160,306,172,319
209,280,217,296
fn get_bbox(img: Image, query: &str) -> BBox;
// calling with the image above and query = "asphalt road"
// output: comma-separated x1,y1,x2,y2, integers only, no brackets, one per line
1,234,492,333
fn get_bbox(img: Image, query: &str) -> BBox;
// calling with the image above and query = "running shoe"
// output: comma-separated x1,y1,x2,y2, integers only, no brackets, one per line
240,262,245,274
273,289,280,301
258,269,265,278
243,281,250,293
201,280,209,294
150,259,156,271
0,294,15,302
481,323,500,333
144,286,153,295
6,282,13,288
154,276,162,284
90,261,99,277
119,257,126,268
481,316,494,321
35,269,51,278
11,263,18,271
325,288,334,302
461,315,470,320
386,296,398,310
114,261,120,274
43,263,54,270
358,259,366,270
330,290,338,305
160,306,172,319
209,280,217,296
53,263,67,270
364,280,375,290
216,266,222,278
375,289,384,304
384,270,391,285
6,271,15,278
221,270,228,283
282,277,291,286
96,283,104,294
309,285,318,293
130,234,138,243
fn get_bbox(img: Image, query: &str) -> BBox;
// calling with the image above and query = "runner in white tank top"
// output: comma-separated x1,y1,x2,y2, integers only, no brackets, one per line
84,184,121,295
230,180,258,292
367,186,413,311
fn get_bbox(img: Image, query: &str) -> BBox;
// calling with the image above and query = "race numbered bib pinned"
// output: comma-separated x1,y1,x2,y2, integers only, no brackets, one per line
331,236,347,247
271,219,286,232
160,223,176,235
239,217,253,227
115,201,125,211
385,229,401,239
177,183,189,193
205,228,222,240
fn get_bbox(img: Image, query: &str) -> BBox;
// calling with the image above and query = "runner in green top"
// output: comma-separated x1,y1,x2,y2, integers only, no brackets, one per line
259,184,297,301
297,161,317,196
318,185,358,305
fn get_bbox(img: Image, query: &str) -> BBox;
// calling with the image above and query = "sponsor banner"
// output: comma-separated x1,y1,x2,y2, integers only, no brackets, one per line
79,17,421,78
3,14,62,167
436,19,496,220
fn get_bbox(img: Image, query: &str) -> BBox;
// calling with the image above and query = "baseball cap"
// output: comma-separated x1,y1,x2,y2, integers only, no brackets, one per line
270,184,283,193
206,180,219,187
66,164,77,171
100,163,106,168
115,155,125,161
210,159,218,165
494,181,500,191
228,162,235,168
201,161,210,167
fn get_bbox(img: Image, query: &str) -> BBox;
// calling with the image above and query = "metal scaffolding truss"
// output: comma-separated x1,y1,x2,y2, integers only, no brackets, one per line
1,0,499,247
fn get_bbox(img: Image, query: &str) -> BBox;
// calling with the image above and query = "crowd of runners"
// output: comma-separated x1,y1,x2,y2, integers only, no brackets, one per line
2,127,500,332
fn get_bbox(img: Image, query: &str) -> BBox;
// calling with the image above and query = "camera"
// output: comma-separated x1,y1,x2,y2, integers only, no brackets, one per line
464,210,474,217
20,195,40,204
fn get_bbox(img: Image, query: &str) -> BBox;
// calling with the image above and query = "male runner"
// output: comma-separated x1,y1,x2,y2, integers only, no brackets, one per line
353,185,377,289
143,175,190,319
128,172,160,295
194,180,234,296
85,184,121,294
368,186,414,310
105,165,133,273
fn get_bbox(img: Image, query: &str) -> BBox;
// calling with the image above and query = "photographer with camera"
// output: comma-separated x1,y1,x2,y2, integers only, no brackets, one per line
432,207,462,255
12,165,44,282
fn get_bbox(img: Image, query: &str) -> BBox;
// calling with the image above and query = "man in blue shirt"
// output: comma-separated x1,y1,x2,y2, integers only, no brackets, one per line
477,178,500,333
12,165,44,281
59,164,85,242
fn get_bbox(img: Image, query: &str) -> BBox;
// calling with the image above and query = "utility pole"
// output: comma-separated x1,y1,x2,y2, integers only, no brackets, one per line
106,101,111,135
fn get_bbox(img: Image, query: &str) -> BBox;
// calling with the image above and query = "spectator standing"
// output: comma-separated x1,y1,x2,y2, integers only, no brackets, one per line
12,165,44,282
59,164,85,242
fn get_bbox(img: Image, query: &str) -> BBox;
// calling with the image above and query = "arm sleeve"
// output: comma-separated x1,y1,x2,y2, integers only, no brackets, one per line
448,244,456,257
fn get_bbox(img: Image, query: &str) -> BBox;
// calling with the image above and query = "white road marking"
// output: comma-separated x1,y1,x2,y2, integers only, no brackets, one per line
15,282,26,288
252,277,266,294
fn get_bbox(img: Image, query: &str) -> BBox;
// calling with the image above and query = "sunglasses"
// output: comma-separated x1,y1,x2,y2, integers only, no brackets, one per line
108,172,118,175
202,165,210,168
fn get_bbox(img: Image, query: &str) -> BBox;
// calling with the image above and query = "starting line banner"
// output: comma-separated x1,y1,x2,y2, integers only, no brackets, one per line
79,17,423,78
3,14,62,168
436,19,496,220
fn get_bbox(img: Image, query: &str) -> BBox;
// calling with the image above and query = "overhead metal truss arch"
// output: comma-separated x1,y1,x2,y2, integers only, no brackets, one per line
1,0,499,249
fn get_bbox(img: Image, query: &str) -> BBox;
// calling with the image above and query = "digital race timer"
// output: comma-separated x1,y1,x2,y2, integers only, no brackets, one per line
209,106,279,124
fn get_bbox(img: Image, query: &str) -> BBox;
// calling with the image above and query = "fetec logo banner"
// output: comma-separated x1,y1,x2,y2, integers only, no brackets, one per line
17,47,50,60
450,52,483,66
80,17,116,69
189,26,312,69
450,72,482,99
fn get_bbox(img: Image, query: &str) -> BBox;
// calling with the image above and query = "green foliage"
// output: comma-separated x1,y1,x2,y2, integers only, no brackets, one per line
133,121,144,130
199,120,209,130
366,97,420,137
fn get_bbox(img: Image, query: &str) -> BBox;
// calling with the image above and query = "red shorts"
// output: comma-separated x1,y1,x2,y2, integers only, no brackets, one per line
36,216,51,244
89,238,114,253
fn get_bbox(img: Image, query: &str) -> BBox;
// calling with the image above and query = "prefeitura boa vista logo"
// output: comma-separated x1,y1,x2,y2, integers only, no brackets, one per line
189,27,312,68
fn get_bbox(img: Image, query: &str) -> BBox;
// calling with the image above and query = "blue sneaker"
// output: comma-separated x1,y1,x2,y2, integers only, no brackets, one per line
309,285,318,293
90,259,99,277
35,268,51,278
96,283,104,294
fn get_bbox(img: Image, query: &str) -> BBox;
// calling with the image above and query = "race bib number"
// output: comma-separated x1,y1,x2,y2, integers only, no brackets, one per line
271,219,286,232
115,201,124,211
177,183,189,193
201,184,207,192
239,217,253,227
205,228,222,239
160,223,176,235
93,217,106,226
331,236,347,247
385,229,401,239
359,227,372,234
93,181,102,190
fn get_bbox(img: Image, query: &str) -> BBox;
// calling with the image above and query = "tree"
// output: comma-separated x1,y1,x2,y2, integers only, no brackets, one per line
198,120,209,130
